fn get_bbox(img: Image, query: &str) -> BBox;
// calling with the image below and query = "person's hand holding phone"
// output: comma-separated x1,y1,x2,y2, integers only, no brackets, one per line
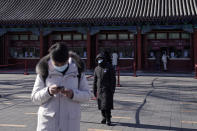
61,88,73,99
57,86,64,91
48,85,62,95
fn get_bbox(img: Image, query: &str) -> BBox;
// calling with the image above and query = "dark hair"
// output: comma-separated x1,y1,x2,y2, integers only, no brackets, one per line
48,43,68,63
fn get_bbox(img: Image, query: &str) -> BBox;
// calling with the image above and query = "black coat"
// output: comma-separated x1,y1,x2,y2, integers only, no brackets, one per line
93,63,116,110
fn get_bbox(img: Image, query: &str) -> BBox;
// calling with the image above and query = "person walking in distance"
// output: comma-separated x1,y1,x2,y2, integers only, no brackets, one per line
93,53,116,126
162,52,168,71
31,43,91,131
112,51,118,70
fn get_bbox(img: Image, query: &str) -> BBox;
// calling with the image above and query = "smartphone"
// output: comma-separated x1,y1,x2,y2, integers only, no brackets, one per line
57,86,64,90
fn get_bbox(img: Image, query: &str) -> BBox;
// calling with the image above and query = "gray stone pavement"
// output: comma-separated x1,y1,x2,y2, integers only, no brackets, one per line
0,74,197,131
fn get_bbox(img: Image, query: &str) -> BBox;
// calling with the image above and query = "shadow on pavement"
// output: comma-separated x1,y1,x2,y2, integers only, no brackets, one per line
81,121,196,131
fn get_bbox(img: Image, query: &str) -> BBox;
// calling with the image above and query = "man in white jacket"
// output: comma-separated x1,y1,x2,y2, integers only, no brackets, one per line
31,43,91,131
112,51,118,70
162,52,168,71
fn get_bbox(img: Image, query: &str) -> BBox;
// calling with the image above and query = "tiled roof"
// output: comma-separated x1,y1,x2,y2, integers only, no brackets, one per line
0,0,197,25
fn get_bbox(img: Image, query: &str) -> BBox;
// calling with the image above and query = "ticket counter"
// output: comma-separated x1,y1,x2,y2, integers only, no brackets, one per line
97,32,135,68
8,33,40,68
49,32,87,62
145,32,192,71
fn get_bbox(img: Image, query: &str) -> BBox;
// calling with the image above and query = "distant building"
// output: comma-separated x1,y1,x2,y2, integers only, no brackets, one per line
0,0,197,72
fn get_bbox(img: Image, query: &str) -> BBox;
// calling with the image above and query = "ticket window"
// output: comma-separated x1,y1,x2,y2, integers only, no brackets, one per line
177,47,190,58
183,47,190,58
169,46,190,58
147,46,190,59
118,46,134,58
72,34,87,58
149,50,156,58
148,45,160,59
99,33,134,58
51,33,87,58
9,35,40,59
99,47,116,57
168,47,174,58
10,47,40,58
71,47,87,58
99,46,134,58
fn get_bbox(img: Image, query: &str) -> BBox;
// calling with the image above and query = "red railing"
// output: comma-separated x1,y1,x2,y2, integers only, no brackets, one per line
24,60,29,75
116,61,137,87
0,60,29,75
195,64,197,79
86,75,94,80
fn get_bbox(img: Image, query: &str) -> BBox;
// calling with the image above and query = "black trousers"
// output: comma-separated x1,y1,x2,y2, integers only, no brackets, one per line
101,109,111,120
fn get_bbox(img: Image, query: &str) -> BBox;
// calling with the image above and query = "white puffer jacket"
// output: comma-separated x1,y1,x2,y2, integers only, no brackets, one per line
31,58,91,131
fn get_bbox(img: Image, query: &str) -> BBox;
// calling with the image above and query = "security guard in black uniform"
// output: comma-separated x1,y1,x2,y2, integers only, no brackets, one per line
93,52,116,126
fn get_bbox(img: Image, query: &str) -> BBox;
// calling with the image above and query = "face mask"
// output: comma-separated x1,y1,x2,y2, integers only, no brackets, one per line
98,59,103,64
53,64,68,72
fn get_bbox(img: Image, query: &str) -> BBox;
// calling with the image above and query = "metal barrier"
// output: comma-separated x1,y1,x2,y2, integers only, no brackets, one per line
24,60,29,75
116,66,121,87
133,61,137,77
116,62,137,87
195,64,197,79
86,75,94,80
0,61,28,75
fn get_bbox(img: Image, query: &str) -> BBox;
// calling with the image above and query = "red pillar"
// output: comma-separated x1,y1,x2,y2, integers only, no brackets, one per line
144,35,148,69
137,28,142,70
40,31,44,58
87,31,91,69
193,29,197,78
95,34,99,55
1,35,5,64
134,34,137,73
4,34,8,64
190,32,194,70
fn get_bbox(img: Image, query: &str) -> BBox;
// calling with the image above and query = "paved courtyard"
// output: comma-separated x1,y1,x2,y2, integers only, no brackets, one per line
0,74,197,131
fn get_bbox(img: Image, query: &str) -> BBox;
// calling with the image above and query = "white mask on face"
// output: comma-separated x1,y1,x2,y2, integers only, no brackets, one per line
53,64,68,72
98,59,103,64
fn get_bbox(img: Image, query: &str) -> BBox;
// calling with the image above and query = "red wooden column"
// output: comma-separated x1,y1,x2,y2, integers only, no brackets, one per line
39,31,44,58
0,36,2,64
134,34,137,75
193,29,197,78
190,32,194,70
86,31,91,69
1,35,5,64
95,33,99,55
4,34,8,64
137,28,142,70
144,34,148,69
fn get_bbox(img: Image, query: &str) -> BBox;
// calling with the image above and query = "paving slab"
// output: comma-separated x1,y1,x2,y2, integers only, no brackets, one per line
0,74,197,130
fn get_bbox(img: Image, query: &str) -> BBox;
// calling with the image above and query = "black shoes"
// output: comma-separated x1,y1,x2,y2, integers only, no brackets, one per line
106,119,111,126
101,118,111,126
101,118,106,124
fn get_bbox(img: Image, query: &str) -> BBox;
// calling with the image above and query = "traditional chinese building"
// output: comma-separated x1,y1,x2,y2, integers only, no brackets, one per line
0,0,197,72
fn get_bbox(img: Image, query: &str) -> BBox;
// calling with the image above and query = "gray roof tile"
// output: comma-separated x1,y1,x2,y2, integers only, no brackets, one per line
0,0,197,25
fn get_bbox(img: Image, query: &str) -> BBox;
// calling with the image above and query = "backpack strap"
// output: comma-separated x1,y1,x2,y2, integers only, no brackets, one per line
77,71,81,89
69,51,85,89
